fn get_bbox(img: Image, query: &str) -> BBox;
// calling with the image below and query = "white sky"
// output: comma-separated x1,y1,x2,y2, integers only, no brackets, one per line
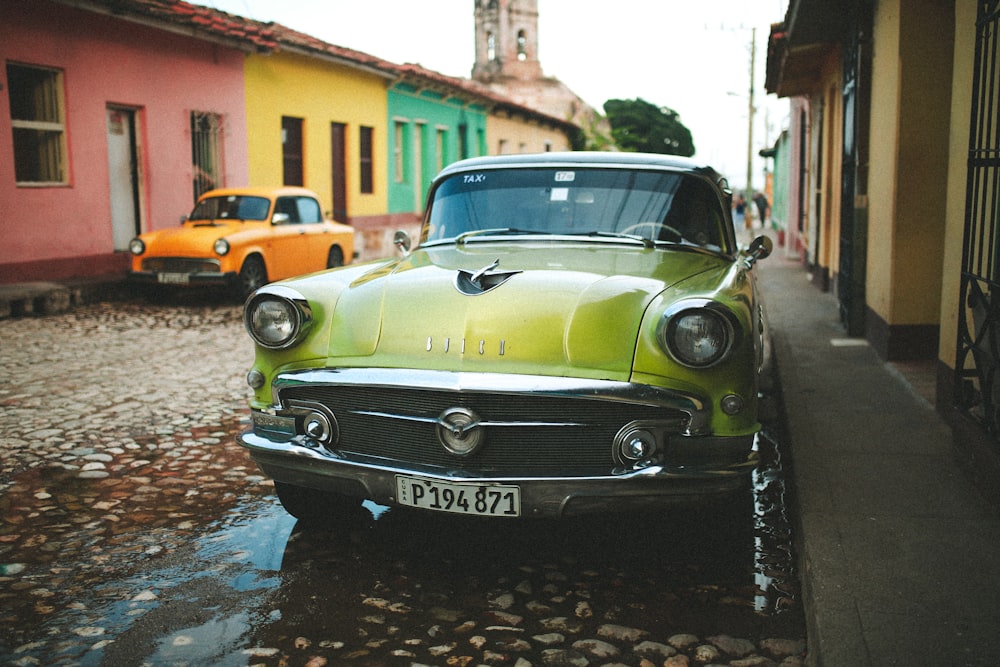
199,0,790,191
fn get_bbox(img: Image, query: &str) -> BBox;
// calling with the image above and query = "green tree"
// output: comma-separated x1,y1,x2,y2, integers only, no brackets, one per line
603,98,695,156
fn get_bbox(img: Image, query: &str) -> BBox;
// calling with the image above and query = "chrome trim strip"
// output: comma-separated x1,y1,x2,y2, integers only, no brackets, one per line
353,409,587,429
140,256,222,271
272,368,707,434
242,431,757,478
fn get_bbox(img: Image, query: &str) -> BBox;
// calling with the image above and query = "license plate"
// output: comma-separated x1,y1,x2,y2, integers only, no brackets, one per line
395,475,520,517
157,272,190,284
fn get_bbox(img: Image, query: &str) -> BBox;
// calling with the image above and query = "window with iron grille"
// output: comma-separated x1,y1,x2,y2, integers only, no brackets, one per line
956,0,1000,444
191,111,223,202
7,62,67,185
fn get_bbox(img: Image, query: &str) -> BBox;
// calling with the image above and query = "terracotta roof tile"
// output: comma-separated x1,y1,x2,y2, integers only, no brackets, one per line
55,0,280,51
51,0,578,128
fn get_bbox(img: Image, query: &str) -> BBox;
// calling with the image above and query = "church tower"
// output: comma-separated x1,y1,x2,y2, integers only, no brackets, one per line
470,0,609,147
472,0,543,83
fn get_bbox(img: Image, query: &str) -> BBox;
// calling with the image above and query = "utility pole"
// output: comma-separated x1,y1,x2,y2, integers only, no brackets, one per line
745,26,756,230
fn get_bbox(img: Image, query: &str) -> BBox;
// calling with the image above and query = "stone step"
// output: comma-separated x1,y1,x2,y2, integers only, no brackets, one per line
0,282,80,319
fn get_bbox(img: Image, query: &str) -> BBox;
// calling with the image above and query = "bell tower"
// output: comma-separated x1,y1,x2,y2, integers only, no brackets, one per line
472,0,543,83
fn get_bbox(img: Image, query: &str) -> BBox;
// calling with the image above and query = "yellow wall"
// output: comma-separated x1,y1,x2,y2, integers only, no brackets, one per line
243,52,389,218
939,0,978,366
486,114,573,154
818,66,843,280
867,0,954,326
866,0,902,319
803,49,842,278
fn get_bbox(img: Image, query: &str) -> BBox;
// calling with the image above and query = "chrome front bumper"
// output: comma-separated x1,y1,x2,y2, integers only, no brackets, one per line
240,426,757,518
127,270,236,286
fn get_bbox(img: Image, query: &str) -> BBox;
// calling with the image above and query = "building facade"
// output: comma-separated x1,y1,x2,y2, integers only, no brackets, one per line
0,0,256,282
766,0,1000,502
1,0,582,281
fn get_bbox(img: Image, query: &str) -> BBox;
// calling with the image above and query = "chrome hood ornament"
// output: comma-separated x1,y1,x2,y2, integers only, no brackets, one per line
455,258,522,295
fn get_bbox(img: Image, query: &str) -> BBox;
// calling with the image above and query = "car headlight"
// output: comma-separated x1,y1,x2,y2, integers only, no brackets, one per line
129,238,145,255
660,302,736,368
214,238,230,256
244,286,313,349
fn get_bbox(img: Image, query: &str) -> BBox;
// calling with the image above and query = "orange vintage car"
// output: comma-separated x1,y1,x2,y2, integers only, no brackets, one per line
128,186,355,299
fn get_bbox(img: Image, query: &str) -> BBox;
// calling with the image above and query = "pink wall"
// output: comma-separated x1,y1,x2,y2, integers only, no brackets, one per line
0,0,249,281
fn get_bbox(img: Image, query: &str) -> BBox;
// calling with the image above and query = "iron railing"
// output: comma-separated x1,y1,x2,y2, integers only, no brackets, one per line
957,0,1000,441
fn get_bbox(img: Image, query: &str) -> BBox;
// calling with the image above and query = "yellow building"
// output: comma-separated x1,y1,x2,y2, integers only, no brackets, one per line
244,28,394,227
487,108,574,155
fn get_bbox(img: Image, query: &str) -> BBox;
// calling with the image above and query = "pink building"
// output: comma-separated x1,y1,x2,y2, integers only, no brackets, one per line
0,0,266,283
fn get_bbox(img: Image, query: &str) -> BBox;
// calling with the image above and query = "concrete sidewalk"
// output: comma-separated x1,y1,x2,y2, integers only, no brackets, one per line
0,276,130,318
758,254,1000,666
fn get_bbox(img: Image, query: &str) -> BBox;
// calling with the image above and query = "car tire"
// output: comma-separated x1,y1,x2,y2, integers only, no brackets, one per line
236,255,268,300
326,246,345,268
273,480,366,524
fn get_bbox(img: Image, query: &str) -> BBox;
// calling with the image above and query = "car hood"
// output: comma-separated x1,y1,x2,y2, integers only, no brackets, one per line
326,243,731,379
142,220,247,254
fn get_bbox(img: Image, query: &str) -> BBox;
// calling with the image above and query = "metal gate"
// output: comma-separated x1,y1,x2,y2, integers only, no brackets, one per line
956,0,1000,442
838,8,871,338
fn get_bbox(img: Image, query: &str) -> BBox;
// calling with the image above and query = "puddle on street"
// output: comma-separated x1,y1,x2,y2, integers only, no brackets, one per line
2,421,801,666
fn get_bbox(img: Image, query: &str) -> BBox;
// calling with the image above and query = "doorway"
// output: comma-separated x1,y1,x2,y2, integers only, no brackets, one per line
106,106,141,250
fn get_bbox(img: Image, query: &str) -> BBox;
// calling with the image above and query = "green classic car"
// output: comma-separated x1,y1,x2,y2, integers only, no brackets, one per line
240,152,772,520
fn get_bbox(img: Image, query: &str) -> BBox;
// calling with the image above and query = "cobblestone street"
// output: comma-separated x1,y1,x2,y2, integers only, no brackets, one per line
0,296,805,666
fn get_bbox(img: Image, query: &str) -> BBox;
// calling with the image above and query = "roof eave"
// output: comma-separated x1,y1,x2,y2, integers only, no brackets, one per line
49,0,278,53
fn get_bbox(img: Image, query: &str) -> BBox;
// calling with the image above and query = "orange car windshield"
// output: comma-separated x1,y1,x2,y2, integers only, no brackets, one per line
190,195,270,222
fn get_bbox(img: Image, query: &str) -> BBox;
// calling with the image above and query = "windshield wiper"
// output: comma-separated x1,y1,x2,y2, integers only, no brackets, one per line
583,231,655,249
455,228,549,245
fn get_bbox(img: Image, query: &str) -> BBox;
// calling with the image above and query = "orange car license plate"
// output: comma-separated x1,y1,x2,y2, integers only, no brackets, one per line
395,475,520,517
157,273,190,284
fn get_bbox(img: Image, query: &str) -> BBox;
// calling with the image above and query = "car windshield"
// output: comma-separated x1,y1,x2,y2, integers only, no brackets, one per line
424,168,730,252
189,195,270,222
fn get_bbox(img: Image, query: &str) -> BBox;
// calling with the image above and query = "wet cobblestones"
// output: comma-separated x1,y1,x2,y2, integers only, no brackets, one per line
0,301,250,484
0,297,806,665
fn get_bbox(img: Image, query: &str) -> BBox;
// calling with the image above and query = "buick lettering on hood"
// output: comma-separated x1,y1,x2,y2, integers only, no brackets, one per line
240,152,772,521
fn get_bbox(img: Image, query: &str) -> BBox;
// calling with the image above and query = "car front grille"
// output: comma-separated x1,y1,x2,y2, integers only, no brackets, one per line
278,384,688,476
142,257,221,273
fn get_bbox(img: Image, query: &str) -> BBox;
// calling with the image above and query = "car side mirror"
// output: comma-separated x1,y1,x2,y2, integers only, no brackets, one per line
745,235,773,265
394,230,412,256
272,212,290,225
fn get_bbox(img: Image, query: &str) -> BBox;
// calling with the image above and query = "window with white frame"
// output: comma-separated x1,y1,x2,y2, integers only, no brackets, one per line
7,62,67,185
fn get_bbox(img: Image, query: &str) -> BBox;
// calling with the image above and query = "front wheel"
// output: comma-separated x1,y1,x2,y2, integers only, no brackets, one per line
326,246,345,268
274,481,366,525
236,255,268,300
